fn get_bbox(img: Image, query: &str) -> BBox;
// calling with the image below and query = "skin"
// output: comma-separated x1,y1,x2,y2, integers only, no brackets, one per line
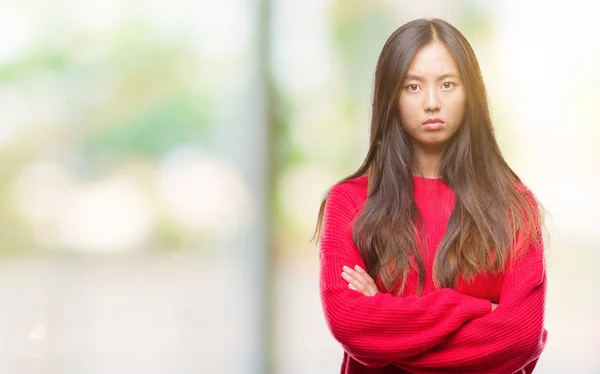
342,41,498,311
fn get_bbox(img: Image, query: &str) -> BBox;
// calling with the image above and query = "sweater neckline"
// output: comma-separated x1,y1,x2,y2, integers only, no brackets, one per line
412,175,448,191
413,175,443,181
358,175,445,183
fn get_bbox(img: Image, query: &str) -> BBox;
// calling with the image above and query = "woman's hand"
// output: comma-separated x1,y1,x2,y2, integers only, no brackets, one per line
341,265,380,296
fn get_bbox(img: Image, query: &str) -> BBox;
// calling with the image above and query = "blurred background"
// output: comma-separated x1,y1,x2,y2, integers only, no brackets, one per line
0,0,598,373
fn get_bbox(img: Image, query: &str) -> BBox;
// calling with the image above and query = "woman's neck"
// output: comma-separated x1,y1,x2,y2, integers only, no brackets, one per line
413,145,445,178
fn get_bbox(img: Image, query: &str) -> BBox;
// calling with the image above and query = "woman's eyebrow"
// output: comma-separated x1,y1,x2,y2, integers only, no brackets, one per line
404,73,460,81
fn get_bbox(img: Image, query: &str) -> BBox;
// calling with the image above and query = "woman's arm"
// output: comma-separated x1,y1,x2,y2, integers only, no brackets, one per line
319,184,492,368
392,236,548,373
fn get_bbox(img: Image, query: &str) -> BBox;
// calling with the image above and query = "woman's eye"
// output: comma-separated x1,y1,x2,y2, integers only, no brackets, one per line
442,82,455,89
407,84,420,92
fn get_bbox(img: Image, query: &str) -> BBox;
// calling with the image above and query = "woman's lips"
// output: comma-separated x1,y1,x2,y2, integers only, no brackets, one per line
423,121,444,130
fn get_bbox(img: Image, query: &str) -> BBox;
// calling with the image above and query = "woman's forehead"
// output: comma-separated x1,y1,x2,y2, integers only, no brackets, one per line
406,42,460,79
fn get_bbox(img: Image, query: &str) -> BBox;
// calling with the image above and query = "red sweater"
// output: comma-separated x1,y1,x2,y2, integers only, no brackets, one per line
319,175,547,374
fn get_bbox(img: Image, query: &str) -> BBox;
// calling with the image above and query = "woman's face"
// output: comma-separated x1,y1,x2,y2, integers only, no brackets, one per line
398,41,466,153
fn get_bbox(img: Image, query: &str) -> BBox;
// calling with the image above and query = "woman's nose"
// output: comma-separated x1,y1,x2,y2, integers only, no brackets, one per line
424,88,441,112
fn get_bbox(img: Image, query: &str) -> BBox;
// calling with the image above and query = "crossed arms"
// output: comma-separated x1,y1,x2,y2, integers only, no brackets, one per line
319,186,547,374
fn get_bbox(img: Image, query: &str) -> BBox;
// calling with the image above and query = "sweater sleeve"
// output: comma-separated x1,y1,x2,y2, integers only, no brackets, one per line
319,184,493,368
393,235,548,374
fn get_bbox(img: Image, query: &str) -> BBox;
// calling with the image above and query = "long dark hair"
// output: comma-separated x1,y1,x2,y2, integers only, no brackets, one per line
313,18,542,296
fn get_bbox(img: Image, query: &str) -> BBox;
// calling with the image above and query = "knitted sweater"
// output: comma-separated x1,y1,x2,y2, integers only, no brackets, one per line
319,175,547,374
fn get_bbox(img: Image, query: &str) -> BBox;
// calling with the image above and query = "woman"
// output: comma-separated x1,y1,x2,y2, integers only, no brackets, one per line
313,18,547,374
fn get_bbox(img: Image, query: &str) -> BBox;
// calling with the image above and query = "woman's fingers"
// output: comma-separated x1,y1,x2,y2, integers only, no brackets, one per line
341,266,364,290
352,265,377,291
341,269,365,291
341,265,378,296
